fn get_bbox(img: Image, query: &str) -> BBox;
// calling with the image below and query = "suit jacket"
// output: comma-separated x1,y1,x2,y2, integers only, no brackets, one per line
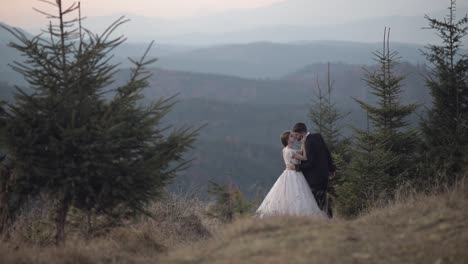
298,133,336,189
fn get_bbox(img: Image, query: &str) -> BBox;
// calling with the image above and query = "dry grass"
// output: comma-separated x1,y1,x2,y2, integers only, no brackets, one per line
164,180,468,264
0,190,218,263
1,182,467,263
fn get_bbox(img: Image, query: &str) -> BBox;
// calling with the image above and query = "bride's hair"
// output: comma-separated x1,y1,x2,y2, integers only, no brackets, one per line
280,131,291,147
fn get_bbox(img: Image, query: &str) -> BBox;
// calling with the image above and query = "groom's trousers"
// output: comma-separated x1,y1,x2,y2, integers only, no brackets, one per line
311,187,332,218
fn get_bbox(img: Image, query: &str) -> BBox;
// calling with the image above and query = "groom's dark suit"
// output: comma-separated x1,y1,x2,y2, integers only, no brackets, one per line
296,133,336,217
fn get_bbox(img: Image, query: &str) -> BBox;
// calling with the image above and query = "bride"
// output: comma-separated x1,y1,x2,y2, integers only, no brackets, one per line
256,131,325,218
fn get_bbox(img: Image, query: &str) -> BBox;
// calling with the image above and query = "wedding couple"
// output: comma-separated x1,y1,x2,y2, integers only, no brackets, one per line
256,122,336,218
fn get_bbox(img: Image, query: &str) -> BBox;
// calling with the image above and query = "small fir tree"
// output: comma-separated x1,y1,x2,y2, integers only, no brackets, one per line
206,181,252,222
337,28,418,217
420,0,468,183
308,62,351,216
309,63,350,153
337,117,395,217
0,0,197,244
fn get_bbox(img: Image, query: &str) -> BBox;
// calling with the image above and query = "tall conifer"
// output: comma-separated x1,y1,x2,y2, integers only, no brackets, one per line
0,0,197,243
337,28,418,216
420,0,468,181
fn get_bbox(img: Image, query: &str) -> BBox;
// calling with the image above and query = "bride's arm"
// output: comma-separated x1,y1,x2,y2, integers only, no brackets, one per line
292,150,307,161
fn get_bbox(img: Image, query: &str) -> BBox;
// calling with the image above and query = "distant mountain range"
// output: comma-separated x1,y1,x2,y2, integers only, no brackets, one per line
2,0,467,79
7,0,466,45
155,41,432,78
0,25,442,81
1,62,429,129
65,9,468,45
0,61,430,194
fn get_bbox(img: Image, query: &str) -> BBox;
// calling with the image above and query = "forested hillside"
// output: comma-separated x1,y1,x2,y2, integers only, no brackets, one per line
0,63,429,196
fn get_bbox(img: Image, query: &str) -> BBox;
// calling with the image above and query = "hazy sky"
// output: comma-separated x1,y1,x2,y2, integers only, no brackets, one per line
1,0,282,26
2,0,466,35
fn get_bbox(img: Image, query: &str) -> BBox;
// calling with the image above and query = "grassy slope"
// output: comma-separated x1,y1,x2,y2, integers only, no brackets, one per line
165,184,468,264
0,183,466,263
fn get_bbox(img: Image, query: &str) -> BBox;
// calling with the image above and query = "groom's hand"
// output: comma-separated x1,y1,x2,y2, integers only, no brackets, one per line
295,164,301,172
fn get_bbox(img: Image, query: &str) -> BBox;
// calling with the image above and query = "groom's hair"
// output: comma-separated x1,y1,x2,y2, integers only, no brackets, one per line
292,122,307,133
280,131,291,147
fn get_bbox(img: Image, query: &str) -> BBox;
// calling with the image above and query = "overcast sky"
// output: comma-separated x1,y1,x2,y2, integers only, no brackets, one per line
2,0,466,31
1,0,282,26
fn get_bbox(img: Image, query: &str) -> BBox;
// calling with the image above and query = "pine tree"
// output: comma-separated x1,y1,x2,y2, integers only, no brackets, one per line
0,1,197,244
0,154,12,233
308,63,351,176
337,28,418,217
308,63,350,216
420,0,468,182
355,28,419,179
206,181,252,222
309,63,349,153
337,117,395,217
0,82,13,102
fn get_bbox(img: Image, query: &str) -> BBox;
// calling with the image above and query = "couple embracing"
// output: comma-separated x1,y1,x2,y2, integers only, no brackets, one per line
256,122,336,218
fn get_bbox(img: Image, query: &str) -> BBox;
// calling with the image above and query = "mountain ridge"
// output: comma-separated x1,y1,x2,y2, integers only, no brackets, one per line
12,0,468,44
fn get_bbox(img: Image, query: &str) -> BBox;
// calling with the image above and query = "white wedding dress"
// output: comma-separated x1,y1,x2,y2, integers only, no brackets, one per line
256,147,325,218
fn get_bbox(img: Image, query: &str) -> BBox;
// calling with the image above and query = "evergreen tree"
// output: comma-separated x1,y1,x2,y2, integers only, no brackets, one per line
206,181,252,222
0,153,12,233
0,1,197,244
337,28,418,217
337,117,395,217
354,28,419,179
309,63,349,153
420,0,468,182
308,63,350,216
0,82,13,102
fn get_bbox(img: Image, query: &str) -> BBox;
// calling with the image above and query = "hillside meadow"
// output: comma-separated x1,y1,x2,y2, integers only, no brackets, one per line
0,179,466,264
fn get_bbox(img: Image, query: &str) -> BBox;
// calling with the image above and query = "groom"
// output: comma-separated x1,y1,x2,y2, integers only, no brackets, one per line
293,122,336,218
